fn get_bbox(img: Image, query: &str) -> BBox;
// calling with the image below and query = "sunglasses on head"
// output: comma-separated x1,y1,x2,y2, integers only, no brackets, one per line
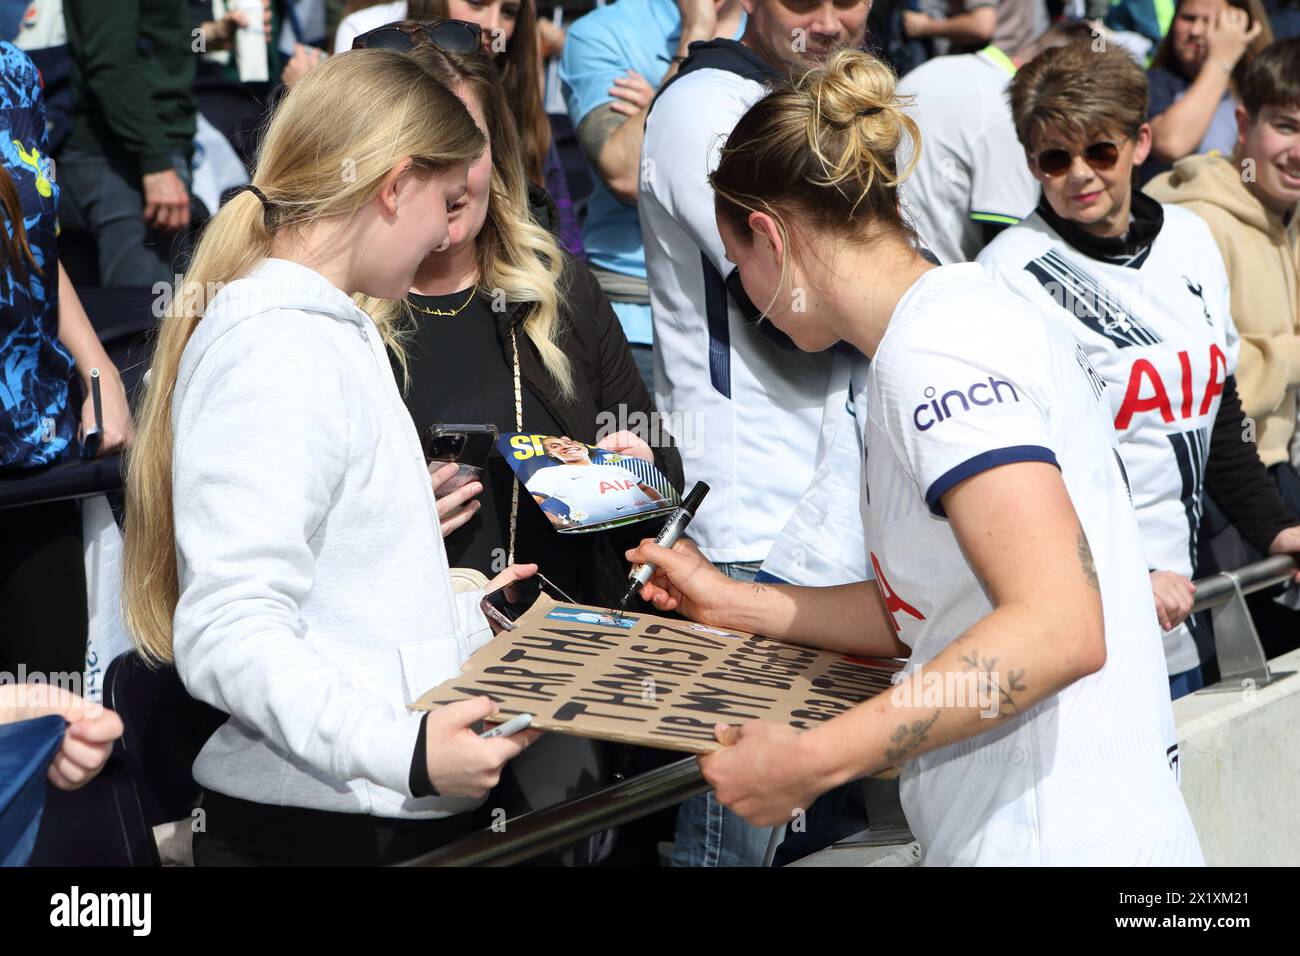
352,18,482,54
1035,139,1125,177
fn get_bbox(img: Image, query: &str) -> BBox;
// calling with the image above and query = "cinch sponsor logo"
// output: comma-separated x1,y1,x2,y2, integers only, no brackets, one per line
912,377,1020,431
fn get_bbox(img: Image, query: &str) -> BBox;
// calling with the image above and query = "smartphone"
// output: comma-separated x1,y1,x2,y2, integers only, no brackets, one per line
480,572,576,632
424,423,499,495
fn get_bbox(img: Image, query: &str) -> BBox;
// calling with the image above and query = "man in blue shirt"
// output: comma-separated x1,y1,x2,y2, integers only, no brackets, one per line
560,0,745,392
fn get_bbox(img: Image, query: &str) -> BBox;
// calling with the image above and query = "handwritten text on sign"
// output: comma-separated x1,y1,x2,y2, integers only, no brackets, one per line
413,597,902,754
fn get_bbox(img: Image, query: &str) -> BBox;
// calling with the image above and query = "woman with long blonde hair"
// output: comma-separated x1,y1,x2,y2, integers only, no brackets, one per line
122,48,540,866
361,34,681,611
331,0,583,254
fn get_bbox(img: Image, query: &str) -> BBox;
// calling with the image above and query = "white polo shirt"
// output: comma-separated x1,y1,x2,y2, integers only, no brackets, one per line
896,48,1038,265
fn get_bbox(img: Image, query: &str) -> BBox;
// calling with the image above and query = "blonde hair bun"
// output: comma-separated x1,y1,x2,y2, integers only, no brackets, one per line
800,49,919,195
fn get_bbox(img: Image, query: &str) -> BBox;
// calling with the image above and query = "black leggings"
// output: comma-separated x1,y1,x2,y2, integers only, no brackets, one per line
192,790,475,866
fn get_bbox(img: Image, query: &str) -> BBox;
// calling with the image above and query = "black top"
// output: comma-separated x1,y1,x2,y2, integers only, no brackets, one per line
1036,191,1165,267
63,0,197,173
402,287,582,599
413,256,684,609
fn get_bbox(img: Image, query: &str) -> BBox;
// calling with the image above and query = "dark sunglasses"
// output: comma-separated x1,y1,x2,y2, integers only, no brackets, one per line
351,18,482,54
1035,140,1124,177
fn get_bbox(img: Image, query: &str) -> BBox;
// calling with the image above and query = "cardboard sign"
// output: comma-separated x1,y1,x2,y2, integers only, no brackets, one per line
413,596,903,754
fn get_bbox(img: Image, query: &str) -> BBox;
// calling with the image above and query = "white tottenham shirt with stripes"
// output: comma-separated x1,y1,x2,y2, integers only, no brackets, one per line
639,64,836,565
978,204,1239,676
859,263,1202,865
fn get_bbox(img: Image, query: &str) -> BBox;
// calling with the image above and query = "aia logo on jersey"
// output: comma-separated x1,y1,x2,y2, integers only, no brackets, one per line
598,479,637,494
912,377,1020,431
1183,277,1212,326
870,552,925,632
1114,343,1226,430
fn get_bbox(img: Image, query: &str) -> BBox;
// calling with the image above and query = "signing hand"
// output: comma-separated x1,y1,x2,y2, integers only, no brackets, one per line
1150,570,1196,631
699,720,827,828
624,536,736,624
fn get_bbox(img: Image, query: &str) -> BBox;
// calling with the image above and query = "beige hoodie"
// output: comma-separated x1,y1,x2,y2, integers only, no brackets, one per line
1146,154,1300,467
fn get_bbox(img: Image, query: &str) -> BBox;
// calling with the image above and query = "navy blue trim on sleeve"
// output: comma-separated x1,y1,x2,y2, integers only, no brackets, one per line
925,445,1060,518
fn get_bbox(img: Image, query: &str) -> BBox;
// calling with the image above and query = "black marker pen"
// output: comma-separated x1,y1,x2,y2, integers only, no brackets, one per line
616,481,710,611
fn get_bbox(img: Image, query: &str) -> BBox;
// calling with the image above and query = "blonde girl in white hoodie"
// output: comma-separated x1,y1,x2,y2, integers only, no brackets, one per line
122,48,541,866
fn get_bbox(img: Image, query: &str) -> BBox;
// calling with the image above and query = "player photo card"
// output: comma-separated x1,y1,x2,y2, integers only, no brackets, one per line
497,432,681,533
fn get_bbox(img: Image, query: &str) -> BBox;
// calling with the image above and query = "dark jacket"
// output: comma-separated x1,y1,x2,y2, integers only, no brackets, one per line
63,0,197,173
495,254,684,606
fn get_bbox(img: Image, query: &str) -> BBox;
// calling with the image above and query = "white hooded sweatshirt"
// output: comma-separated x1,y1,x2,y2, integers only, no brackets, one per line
170,258,492,819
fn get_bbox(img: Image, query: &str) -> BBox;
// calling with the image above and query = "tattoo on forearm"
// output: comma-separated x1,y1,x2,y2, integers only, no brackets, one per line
577,103,630,164
1077,530,1099,591
885,710,940,763
957,649,1027,717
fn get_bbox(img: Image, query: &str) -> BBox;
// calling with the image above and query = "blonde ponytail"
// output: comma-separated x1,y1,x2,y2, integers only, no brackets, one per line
123,49,485,664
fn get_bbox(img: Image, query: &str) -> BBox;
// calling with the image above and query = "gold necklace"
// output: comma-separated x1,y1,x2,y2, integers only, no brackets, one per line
407,283,478,317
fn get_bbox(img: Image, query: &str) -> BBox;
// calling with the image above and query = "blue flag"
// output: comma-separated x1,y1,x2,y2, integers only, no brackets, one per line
0,714,65,866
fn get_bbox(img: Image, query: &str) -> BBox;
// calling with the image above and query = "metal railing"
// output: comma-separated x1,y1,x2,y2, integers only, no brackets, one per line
406,555,1298,867
1190,554,1296,613
397,755,709,867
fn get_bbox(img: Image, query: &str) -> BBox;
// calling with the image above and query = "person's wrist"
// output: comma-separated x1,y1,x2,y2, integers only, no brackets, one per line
714,572,759,631
801,724,856,789
1208,55,1236,75
79,361,117,390
676,28,710,54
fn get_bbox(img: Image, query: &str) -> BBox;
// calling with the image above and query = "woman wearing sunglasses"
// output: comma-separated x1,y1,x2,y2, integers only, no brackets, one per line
978,41,1300,698
342,2,584,257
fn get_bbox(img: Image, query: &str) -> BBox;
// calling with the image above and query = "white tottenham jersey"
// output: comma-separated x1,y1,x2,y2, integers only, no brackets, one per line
896,49,1038,265
527,462,653,517
978,205,1239,675
640,66,835,564
860,263,1202,866
759,350,873,586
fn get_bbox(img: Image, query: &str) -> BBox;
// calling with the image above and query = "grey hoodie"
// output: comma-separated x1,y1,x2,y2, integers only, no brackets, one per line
170,258,492,819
